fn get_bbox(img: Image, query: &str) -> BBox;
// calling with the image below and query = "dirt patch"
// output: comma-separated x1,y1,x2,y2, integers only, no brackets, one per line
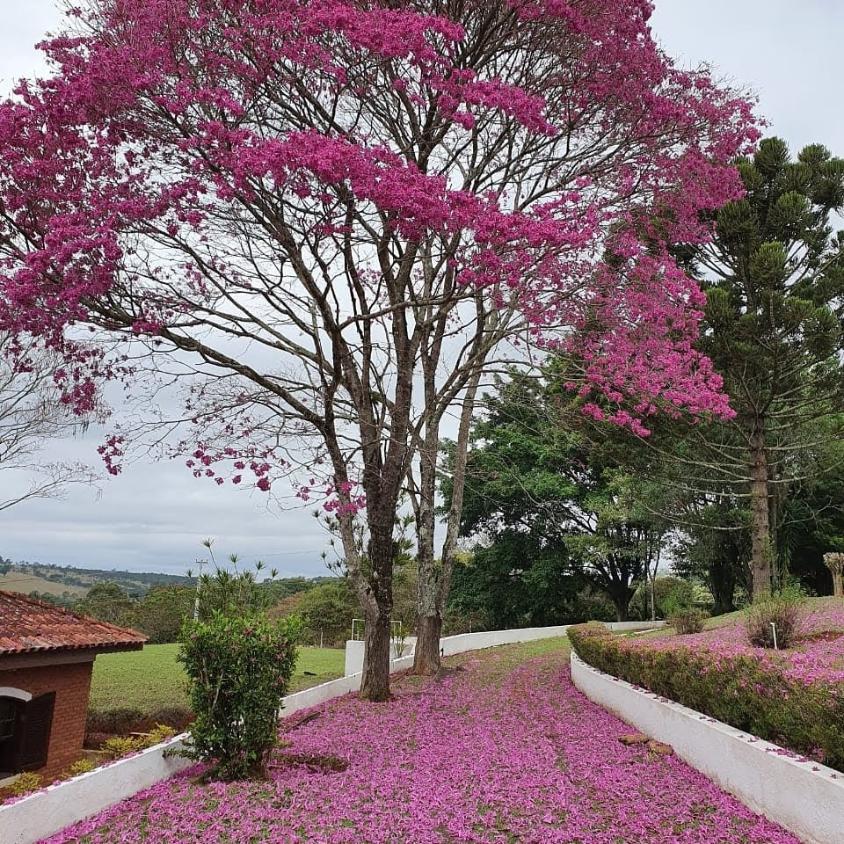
797,630,843,645
270,752,349,773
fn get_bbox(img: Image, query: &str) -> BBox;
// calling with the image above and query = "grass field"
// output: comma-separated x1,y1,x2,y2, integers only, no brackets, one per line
0,571,87,597
89,643,346,714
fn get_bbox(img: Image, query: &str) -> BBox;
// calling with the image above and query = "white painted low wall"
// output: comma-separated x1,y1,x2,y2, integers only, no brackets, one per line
343,638,415,678
343,622,662,676
0,737,193,844
570,651,844,844
604,621,666,633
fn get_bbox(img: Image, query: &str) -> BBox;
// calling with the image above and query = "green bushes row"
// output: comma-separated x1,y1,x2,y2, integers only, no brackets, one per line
567,623,844,772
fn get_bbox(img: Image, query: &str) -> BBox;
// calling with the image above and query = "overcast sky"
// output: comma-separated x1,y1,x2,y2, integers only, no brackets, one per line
0,1,841,577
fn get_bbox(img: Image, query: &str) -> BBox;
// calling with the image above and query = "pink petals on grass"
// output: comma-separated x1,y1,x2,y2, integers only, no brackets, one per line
46,644,798,844
630,600,844,687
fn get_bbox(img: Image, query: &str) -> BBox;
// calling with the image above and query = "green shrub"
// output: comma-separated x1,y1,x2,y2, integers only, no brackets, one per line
631,576,698,620
143,723,178,746
668,608,708,635
7,772,42,797
568,623,844,772
63,758,96,778
745,588,805,649
101,736,143,759
178,613,299,780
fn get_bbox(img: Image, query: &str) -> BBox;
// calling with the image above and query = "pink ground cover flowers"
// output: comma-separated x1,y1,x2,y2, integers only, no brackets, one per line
629,598,844,686
44,641,798,844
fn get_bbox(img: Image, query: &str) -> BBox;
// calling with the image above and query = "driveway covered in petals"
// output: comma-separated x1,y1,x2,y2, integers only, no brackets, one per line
48,639,800,844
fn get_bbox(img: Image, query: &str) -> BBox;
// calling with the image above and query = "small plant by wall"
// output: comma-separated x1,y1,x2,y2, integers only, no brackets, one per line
668,608,707,635
745,588,804,649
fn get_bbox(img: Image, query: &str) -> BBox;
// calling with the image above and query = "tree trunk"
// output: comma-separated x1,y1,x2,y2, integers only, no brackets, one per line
413,557,442,675
358,518,396,702
412,403,441,676
608,585,630,622
648,544,661,622
413,612,442,675
710,563,737,615
649,575,656,622
834,573,844,598
359,606,391,702
412,360,483,676
749,423,772,600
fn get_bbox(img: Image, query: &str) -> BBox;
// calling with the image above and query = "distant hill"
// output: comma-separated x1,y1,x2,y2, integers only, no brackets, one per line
0,560,195,599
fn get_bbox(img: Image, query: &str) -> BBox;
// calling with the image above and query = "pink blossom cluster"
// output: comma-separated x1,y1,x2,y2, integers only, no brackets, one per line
184,443,280,491
629,600,844,687
0,0,760,446
45,646,798,844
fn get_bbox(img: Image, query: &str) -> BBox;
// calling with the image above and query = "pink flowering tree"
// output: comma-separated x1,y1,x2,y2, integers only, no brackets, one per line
0,0,756,698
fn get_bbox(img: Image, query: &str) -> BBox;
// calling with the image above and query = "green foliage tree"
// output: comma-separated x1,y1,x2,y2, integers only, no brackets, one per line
131,586,195,644
447,543,616,629
448,369,672,622
677,137,844,598
190,546,279,621
629,576,701,620
672,503,749,615
293,580,358,647
777,430,844,594
76,581,134,626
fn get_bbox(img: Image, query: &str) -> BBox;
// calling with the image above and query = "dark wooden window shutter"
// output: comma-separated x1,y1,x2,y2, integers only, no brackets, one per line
14,692,56,772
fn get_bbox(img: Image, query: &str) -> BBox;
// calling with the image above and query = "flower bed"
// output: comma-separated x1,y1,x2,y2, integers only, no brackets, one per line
644,599,844,685
568,613,844,772
43,640,798,844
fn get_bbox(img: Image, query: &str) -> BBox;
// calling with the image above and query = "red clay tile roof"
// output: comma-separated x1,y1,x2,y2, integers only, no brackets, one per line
0,591,146,656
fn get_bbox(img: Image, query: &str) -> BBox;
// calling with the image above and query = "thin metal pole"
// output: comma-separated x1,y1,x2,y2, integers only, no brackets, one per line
193,558,207,621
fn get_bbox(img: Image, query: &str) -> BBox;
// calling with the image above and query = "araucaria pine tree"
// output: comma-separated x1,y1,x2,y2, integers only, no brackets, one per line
683,138,844,598
0,0,756,698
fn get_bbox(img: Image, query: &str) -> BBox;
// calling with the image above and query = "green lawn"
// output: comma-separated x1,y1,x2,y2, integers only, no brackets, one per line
89,643,345,714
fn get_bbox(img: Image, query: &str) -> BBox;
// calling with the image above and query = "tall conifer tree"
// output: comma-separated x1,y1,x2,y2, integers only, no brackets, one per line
685,138,844,597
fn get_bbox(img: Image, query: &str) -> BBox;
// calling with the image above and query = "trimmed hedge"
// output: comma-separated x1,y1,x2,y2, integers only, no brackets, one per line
568,622,844,772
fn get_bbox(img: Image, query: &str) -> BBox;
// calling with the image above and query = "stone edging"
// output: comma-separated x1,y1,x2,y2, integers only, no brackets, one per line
570,650,844,844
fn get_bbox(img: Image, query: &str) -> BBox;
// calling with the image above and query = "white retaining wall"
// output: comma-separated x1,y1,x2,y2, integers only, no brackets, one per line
0,737,193,844
342,622,661,676
343,638,415,677
570,650,844,844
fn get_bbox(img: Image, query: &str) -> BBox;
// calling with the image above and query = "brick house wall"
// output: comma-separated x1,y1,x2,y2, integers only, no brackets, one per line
0,658,94,782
